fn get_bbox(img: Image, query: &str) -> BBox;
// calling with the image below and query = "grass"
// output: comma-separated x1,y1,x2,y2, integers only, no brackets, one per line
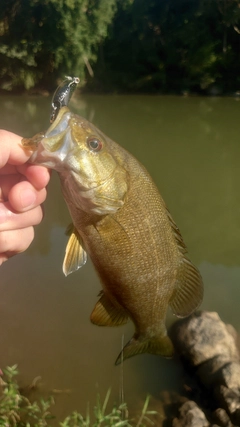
0,366,158,427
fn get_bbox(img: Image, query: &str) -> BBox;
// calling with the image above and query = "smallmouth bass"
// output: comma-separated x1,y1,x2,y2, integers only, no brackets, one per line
22,106,203,364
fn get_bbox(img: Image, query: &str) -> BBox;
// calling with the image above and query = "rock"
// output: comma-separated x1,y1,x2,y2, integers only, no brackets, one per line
215,386,240,414
196,356,230,388
212,408,232,427
220,362,240,390
171,312,239,366
196,358,240,391
172,401,209,427
225,324,238,343
170,312,240,427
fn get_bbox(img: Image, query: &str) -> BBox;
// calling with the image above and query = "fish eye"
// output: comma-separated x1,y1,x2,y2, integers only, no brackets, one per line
87,137,103,152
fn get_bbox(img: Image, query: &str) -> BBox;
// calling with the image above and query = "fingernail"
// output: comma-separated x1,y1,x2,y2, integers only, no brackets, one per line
20,189,36,208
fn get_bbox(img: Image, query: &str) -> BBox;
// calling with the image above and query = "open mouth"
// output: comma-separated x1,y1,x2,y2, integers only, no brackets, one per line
43,106,72,152
21,106,72,154
21,107,75,169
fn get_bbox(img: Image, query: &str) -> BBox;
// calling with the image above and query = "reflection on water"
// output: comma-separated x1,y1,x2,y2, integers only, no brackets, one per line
1,94,240,419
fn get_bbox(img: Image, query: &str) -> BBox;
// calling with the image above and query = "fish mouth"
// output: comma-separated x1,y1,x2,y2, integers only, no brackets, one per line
29,107,73,168
43,106,72,154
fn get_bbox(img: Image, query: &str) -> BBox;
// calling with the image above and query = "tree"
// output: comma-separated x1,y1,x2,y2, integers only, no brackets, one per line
93,0,240,93
0,0,117,90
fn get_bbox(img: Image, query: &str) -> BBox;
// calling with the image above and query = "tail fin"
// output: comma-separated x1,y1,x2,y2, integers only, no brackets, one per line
115,333,174,365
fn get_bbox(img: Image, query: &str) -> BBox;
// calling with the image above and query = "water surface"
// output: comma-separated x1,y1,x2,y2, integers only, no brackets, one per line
1,94,240,420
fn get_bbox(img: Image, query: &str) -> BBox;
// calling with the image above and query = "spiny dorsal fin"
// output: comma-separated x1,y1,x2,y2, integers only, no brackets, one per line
90,293,128,327
115,333,174,365
169,256,203,318
63,224,87,276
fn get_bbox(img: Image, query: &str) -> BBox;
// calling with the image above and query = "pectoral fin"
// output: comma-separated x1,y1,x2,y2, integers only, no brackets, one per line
90,293,128,326
115,333,174,365
63,224,87,276
169,256,203,317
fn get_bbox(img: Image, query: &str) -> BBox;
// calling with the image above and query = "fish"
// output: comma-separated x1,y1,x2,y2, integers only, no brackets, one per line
22,105,203,365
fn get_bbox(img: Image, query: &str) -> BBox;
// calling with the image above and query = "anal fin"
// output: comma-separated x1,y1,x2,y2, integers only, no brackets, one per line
63,224,87,276
170,256,203,318
90,293,128,327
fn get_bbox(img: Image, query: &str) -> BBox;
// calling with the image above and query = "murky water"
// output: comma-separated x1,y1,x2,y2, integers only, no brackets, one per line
1,94,240,421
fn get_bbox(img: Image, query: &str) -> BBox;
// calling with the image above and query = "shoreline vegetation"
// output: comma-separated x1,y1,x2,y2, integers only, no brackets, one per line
2,312,240,427
1,0,240,96
0,366,159,427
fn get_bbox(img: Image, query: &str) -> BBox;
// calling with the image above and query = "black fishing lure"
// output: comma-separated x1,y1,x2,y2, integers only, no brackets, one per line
50,76,80,123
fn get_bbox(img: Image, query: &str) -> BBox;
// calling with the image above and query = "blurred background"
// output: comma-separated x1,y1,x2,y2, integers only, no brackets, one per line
0,0,240,95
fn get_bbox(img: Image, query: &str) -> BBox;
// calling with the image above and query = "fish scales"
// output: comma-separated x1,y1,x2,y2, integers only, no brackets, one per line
22,106,203,364
59,144,179,321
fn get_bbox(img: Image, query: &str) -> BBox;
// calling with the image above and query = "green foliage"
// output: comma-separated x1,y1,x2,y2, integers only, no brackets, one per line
0,0,117,90
1,0,240,93
0,365,54,427
0,366,157,427
92,0,240,93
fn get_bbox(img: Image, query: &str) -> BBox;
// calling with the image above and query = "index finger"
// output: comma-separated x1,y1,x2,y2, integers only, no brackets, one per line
0,130,32,168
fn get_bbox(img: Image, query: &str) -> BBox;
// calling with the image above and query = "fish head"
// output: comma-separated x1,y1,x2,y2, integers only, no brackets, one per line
22,106,128,214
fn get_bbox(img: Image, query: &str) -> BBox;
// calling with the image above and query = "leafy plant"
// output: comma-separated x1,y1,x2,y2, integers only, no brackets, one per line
0,365,54,427
0,366,157,427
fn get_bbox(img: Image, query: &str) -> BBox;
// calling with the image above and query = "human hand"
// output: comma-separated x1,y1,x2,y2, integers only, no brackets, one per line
0,130,50,265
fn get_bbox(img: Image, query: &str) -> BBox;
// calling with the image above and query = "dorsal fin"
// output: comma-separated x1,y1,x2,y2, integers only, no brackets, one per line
166,208,187,254
63,224,87,276
169,256,203,317
164,206,204,317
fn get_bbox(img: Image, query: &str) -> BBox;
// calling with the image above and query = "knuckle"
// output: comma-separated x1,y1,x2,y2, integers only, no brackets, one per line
0,228,34,254
32,206,44,225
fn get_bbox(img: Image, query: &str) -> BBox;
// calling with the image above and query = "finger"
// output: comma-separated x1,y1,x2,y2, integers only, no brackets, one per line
0,254,8,265
8,181,47,212
17,163,51,190
0,130,50,187
0,227,34,263
0,202,44,231
0,164,18,175
0,175,20,201
0,130,30,167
